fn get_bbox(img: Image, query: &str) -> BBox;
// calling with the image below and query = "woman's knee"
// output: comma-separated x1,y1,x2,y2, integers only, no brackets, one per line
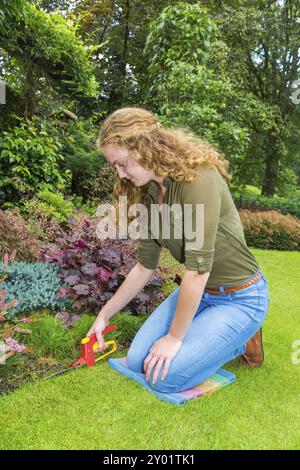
145,361,182,393
147,372,180,393
126,342,146,373
126,288,182,376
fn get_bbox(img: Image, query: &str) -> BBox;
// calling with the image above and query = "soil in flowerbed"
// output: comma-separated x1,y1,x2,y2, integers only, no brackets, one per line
0,345,129,398
0,353,72,397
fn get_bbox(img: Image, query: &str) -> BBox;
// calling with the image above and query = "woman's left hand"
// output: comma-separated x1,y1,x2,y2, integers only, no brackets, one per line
144,333,183,384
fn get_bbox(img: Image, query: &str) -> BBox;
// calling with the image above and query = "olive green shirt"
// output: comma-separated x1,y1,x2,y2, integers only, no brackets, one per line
137,165,260,288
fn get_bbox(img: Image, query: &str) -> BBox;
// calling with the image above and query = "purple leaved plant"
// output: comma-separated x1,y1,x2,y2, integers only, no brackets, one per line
41,228,167,321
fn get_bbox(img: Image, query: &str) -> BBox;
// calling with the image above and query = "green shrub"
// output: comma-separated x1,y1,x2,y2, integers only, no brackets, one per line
239,209,300,250
0,119,71,206
19,187,77,241
20,199,63,243
24,199,62,222
81,164,115,205
19,188,76,240
67,195,98,217
36,187,76,221
0,261,67,319
276,168,298,197
49,119,106,199
233,191,300,219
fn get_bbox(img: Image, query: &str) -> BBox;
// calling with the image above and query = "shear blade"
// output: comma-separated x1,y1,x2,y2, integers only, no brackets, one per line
43,365,82,380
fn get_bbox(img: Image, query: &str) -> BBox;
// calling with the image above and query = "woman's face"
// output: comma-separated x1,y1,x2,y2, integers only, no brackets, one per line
101,144,155,187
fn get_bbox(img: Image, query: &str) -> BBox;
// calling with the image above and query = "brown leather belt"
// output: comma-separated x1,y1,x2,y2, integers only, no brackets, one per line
204,272,263,295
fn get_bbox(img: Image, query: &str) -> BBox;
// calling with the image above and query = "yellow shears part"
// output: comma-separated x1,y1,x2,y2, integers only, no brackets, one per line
93,339,117,362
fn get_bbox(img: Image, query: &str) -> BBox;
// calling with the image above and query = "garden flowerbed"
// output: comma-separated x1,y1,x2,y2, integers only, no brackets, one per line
0,208,177,397
0,308,148,397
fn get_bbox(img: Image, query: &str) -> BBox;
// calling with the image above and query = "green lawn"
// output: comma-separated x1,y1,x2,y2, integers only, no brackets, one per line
244,184,261,195
0,249,299,450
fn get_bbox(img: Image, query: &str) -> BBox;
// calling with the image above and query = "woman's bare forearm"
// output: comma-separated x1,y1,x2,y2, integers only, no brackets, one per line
97,262,155,321
168,270,210,341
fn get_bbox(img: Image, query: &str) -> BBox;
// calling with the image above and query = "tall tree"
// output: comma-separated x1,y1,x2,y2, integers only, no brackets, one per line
74,0,299,194
144,2,251,183
205,0,300,195
73,0,196,114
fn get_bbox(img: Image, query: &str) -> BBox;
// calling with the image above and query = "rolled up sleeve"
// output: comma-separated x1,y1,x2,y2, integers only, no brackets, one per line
137,237,162,270
180,166,223,274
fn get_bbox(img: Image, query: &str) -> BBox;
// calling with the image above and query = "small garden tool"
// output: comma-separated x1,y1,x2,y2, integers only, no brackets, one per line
43,325,117,380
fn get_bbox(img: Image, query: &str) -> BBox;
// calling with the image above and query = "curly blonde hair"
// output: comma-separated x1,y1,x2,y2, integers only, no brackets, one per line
96,107,231,226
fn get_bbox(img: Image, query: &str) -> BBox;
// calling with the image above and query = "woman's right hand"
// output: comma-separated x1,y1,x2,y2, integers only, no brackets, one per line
87,315,108,352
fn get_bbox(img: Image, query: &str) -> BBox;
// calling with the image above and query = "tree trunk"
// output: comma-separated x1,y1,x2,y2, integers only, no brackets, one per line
107,0,130,113
261,131,280,196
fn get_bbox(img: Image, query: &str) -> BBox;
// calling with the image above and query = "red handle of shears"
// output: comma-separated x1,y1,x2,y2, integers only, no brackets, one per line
71,324,117,368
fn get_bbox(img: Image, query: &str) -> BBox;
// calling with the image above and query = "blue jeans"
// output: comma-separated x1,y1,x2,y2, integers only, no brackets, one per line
126,270,270,393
